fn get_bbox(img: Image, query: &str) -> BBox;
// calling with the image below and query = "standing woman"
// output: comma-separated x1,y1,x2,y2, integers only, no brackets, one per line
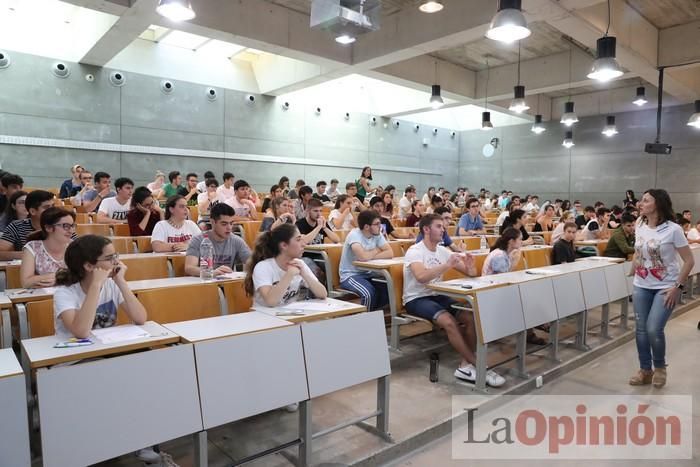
127,187,163,236
624,189,637,209
278,176,291,197
245,223,327,308
629,189,693,388
0,190,28,232
20,207,75,288
356,166,372,203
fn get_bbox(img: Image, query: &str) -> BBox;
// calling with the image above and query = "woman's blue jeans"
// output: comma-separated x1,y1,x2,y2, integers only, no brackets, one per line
632,286,674,370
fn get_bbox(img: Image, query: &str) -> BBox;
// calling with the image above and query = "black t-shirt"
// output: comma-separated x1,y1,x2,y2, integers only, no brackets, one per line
296,217,327,245
379,217,395,236
552,239,576,265
312,193,330,203
575,214,587,229
587,220,600,231
0,194,6,213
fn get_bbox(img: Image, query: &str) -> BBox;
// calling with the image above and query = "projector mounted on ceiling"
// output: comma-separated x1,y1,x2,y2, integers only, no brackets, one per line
311,0,381,38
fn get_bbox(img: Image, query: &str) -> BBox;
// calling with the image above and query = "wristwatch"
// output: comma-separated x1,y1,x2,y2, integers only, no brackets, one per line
674,282,685,290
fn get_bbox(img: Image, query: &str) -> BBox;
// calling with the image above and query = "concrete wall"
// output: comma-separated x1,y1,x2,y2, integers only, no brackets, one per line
459,104,700,212
0,51,459,194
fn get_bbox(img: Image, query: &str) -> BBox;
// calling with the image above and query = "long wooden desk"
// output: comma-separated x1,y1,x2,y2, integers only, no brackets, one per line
0,348,30,467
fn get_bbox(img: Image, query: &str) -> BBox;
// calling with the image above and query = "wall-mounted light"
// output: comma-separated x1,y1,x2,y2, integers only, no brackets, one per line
160,80,174,94
486,0,531,44
156,0,195,21
0,51,10,69
531,114,546,134
413,124,421,132
335,35,356,45
601,115,618,137
481,111,493,131
450,131,457,138
687,100,700,128
419,1,444,13
109,71,125,87
392,120,400,129
562,130,575,148
560,101,578,127
633,86,648,106
432,128,438,135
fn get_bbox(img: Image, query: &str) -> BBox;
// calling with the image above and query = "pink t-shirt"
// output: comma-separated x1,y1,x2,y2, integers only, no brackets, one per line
24,240,66,275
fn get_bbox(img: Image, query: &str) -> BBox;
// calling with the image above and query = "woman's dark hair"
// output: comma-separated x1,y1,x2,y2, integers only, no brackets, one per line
3,190,27,223
561,199,571,211
130,186,153,208
431,195,443,206
55,235,112,286
334,194,349,209
411,199,421,213
164,195,184,220
361,166,372,180
278,176,289,187
26,207,75,242
500,209,526,234
642,189,675,225
491,227,521,252
244,223,298,297
269,184,280,194
625,190,636,201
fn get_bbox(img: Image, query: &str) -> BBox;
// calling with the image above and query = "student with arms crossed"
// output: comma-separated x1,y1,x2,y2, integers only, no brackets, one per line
185,204,251,277
96,177,133,224
127,187,163,236
551,222,578,265
151,195,201,252
245,223,327,308
404,214,505,387
20,207,75,288
338,210,393,311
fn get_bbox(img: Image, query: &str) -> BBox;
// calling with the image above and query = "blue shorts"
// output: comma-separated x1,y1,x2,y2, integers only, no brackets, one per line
405,295,458,321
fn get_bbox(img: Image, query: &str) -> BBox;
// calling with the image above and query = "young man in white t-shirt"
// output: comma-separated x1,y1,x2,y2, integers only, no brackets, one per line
225,179,258,222
96,177,133,224
398,185,416,220
403,214,505,387
216,172,236,200
582,207,611,240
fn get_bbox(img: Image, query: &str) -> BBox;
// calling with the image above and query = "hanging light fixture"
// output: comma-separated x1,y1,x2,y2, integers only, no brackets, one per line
419,1,444,13
429,61,444,109
687,100,700,128
509,41,530,113
602,115,619,136
587,0,623,82
560,43,578,126
156,0,196,21
562,130,575,148
633,86,648,106
486,0,531,44
482,57,493,131
531,114,546,134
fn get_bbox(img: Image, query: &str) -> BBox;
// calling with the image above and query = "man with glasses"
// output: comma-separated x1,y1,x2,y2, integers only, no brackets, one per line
0,190,58,260
178,172,200,206
96,177,134,224
184,204,252,277
338,210,393,311
456,197,486,236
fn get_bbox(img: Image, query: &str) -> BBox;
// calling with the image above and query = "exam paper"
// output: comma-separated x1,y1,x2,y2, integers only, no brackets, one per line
92,325,151,344
279,300,343,312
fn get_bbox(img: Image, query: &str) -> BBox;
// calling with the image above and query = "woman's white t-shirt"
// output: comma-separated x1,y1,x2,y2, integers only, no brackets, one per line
53,280,124,338
633,221,688,289
328,209,353,230
151,220,201,244
252,258,313,308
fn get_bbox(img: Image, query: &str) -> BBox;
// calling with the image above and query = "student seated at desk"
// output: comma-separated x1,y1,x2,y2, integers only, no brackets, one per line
185,204,251,277
20,207,74,288
533,204,555,232
484,228,546,345
127,186,163,236
328,195,357,231
551,222,577,265
456,197,486,236
338,210,393,311
550,211,573,244
52,236,173,467
499,209,533,246
151,195,201,253
96,177,133,224
604,213,636,258
368,196,412,240
224,180,258,222
582,207,612,240
416,207,463,252
404,214,506,387
0,190,57,260
245,223,327,307
260,196,296,232
296,198,340,245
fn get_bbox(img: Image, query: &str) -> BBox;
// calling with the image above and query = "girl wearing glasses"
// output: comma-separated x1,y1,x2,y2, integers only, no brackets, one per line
53,235,146,339
20,207,75,288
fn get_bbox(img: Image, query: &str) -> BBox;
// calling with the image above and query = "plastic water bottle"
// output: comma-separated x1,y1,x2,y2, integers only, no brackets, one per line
200,234,214,281
480,235,488,251
429,353,439,383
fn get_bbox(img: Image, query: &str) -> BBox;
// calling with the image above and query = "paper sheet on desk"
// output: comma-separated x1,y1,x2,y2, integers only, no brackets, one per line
279,300,343,312
91,325,151,344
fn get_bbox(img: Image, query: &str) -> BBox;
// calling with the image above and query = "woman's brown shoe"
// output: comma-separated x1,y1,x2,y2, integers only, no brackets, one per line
629,369,653,385
652,368,667,388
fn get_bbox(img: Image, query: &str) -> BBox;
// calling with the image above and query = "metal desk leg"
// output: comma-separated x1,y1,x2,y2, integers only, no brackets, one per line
688,275,695,300
620,298,629,330
376,375,390,437
473,340,488,393
549,320,561,362
600,303,610,339
375,269,403,352
1,309,11,349
216,287,227,315
193,431,207,467
17,303,29,341
513,331,529,379
298,400,311,467
574,309,589,351
0,270,6,291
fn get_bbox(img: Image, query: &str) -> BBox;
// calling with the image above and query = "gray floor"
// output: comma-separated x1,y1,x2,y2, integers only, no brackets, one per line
388,306,700,467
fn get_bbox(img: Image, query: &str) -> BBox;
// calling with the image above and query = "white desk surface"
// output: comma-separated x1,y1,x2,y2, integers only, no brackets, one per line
120,252,186,260
521,244,553,251
0,259,21,270
575,239,607,245
253,298,366,323
578,256,625,263
22,321,179,369
164,311,292,343
0,348,22,378
353,257,406,268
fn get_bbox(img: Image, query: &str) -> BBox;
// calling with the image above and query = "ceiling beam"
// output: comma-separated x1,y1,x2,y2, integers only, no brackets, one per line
59,0,131,16
658,20,700,68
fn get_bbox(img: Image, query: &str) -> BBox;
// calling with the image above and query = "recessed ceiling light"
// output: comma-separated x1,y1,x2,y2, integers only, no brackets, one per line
419,1,444,13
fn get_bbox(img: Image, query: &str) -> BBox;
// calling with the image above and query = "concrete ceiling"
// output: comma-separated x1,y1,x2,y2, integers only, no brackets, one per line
265,0,422,17
627,0,700,29
544,77,643,99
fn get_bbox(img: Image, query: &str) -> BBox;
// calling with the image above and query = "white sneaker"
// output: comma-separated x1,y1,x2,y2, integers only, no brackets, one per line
454,364,476,382
158,452,180,467
284,403,299,413
137,448,161,463
485,369,506,388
